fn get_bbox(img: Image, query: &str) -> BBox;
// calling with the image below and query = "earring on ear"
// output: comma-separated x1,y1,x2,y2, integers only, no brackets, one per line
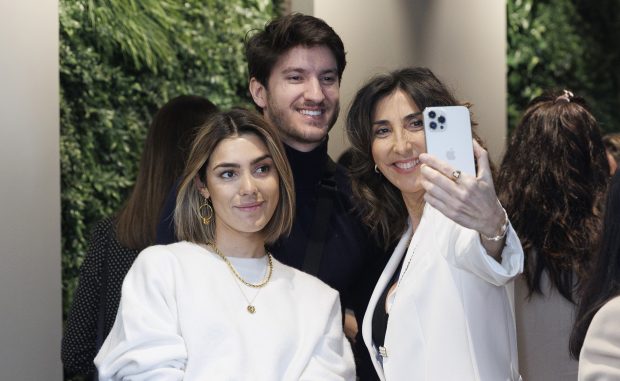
199,197,214,225
374,164,381,174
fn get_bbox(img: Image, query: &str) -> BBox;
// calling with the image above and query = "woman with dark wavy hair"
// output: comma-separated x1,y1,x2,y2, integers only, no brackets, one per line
497,90,609,380
570,170,620,378
62,95,217,379
346,67,524,381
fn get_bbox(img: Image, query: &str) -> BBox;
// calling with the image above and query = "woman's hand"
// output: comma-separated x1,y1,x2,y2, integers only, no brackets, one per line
419,139,506,259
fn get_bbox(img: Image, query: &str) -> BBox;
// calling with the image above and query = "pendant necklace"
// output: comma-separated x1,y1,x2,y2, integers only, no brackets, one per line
232,276,262,314
208,242,273,314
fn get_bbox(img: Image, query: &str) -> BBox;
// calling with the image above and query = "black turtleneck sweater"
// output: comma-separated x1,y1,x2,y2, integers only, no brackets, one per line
268,141,376,307
273,141,388,381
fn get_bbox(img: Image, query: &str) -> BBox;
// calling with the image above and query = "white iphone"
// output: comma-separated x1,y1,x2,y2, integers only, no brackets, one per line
423,105,476,176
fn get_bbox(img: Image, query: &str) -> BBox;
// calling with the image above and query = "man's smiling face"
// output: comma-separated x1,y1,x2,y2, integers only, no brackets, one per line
251,45,340,152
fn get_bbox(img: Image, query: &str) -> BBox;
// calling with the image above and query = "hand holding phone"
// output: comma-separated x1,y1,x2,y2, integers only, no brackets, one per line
423,106,476,175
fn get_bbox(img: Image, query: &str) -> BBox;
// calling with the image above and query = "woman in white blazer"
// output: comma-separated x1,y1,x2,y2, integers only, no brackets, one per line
571,171,620,380
345,67,524,381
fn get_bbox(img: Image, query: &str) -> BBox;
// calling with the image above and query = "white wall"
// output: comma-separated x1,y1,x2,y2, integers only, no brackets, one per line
293,0,507,164
406,0,508,163
0,1,62,379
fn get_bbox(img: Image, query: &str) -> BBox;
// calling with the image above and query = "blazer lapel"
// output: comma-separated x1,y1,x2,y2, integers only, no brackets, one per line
362,222,413,380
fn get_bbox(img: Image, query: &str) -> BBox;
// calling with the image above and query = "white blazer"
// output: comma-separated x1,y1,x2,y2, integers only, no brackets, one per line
362,205,524,381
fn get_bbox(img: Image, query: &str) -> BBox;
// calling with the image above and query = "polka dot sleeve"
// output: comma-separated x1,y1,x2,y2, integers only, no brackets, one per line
61,217,139,377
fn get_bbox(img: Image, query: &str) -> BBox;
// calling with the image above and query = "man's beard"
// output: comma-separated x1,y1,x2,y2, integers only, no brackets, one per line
265,97,340,147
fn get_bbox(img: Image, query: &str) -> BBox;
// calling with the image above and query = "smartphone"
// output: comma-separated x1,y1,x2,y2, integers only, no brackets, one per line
423,105,476,176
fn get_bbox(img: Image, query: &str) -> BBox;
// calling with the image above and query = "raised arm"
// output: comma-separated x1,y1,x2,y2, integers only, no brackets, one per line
419,140,523,285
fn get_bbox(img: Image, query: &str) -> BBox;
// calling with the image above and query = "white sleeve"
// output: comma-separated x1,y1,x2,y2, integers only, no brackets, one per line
453,223,524,286
579,297,620,380
94,246,187,381
300,295,356,381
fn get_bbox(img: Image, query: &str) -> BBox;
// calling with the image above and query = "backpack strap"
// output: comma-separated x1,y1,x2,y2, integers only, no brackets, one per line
302,158,338,275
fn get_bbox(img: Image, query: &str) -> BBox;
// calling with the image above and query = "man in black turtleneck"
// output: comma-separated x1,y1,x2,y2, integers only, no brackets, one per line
244,13,386,380
246,12,369,310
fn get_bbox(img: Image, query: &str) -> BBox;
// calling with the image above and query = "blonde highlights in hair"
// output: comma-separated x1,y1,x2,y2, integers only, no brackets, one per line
174,108,295,245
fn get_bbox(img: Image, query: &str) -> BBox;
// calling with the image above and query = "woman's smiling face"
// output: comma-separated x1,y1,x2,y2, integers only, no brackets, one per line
199,133,280,239
371,89,427,198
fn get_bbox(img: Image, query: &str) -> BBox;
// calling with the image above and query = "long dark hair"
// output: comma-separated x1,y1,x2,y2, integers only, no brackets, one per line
346,67,467,247
115,95,217,249
497,90,608,302
570,170,620,358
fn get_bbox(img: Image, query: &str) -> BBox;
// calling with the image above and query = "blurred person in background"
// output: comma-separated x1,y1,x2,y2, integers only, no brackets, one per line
603,132,620,175
497,89,609,381
62,95,217,379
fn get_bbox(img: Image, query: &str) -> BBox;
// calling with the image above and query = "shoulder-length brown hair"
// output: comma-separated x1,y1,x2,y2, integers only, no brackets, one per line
174,108,295,245
497,90,609,302
116,95,217,249
346,67,472,247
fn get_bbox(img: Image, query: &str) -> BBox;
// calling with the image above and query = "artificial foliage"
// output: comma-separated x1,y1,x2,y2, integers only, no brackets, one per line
507,0,620,132
60,0,281,324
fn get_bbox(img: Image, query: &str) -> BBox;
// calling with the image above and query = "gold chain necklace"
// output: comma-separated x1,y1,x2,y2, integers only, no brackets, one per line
208,242,273,287
207,242,273,314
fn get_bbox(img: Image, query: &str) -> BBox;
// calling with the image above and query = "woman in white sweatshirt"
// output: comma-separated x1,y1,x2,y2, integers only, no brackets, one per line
94,108,355,380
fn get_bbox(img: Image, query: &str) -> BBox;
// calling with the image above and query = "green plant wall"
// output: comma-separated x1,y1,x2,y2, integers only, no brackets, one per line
507,0,620,132
60,0,282,319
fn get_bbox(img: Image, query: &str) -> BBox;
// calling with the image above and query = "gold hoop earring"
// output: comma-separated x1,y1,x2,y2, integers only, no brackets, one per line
199,198,214,225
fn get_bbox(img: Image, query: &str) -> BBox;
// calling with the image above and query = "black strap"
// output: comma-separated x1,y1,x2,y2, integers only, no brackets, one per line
302,158,338,275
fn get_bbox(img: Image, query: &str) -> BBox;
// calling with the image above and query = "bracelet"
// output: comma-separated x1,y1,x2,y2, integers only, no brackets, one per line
480,205,509,242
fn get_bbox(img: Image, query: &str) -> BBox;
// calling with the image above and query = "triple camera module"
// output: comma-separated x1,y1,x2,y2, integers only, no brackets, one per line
427,110,446,131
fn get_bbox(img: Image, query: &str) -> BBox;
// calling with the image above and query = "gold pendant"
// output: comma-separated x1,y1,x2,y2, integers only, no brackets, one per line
247,305,256,314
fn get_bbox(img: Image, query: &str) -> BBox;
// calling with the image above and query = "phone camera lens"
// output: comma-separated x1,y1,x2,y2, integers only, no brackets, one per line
440,125,445,129
430,121,437,130
428,111,436,119
438,116,446,123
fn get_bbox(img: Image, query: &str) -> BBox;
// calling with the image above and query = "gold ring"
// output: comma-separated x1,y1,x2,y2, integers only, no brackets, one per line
452,170,461,181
